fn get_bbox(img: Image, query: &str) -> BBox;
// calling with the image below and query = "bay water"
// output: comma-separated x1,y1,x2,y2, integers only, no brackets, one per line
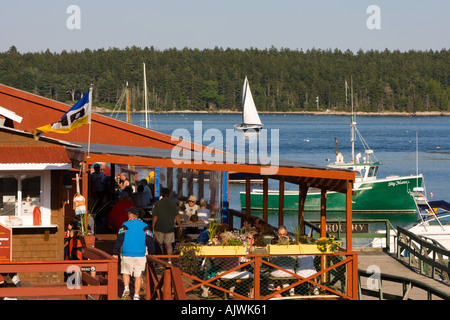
105,112,450,242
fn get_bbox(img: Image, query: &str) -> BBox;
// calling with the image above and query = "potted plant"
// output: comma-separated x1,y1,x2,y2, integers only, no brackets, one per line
78,199,109,247
314,235,341,253
268,236,302,255
174,242,201,275
198,230,247,256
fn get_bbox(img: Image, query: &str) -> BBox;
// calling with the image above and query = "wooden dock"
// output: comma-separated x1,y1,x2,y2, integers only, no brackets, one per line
357,249,450,300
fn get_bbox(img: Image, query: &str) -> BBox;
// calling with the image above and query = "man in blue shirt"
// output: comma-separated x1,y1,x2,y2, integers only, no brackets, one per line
113,206,155,300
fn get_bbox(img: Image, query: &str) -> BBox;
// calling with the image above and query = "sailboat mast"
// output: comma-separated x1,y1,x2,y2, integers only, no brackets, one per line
143,63,149,128
126,81,131,123
351,76,355,163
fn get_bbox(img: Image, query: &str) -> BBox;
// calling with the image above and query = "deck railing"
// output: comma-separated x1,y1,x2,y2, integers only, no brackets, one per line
358,269,450,300
0,247,118,300
146,251,358,300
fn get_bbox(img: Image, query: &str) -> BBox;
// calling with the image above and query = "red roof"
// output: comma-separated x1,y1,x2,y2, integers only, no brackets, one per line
0,145,71,164
0,83,206,152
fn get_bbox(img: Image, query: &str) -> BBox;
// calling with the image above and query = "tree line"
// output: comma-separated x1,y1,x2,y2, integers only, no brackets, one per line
0,45,448,113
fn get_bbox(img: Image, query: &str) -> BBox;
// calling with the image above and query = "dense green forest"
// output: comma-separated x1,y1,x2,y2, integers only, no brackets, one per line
0,45,448,113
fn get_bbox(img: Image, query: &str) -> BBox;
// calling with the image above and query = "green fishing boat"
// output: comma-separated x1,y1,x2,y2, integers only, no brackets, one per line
240,79,423,213
240,172,423,212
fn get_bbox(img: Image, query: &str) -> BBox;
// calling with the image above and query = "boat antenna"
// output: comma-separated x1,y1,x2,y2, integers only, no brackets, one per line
416,131,419,188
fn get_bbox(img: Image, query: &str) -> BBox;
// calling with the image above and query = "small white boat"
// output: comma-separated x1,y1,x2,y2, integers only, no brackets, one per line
236,77,263,132
371,187,450,252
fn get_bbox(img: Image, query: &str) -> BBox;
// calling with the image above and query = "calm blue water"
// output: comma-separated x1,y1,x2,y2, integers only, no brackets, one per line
105,113,450,235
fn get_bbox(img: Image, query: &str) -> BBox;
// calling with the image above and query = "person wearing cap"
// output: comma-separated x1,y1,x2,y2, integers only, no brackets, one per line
152,188,181,255
112,206,155,300
185,195,199,217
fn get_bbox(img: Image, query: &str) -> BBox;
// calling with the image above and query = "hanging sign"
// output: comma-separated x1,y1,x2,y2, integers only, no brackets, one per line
0,223,12,262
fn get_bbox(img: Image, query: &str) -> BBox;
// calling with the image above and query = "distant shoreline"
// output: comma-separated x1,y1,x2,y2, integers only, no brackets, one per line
94,107,450,117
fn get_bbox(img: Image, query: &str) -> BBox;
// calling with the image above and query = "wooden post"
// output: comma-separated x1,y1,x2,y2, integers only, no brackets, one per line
298,183,308,236
163,267,172,300
209,171,216,213
198,170,204,200
254,256,261,300
346,180,353,252
187,169,194,197
320,187,327,238
278,177,285,227
245,173,251,217
262,176,269,223
320,187,327,284
177,168,183,198
167,167,173,191
107,259,119,300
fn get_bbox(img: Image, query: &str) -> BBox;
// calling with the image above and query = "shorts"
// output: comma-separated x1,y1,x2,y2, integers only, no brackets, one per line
120,256,146,277
154,231,175,245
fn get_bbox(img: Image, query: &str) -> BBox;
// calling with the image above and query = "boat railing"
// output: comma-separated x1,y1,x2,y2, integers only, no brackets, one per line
409,187,446,231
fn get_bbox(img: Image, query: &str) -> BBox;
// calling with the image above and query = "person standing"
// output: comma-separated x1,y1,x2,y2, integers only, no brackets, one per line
112,206,155,300
90,163,105,204
152,188,181,255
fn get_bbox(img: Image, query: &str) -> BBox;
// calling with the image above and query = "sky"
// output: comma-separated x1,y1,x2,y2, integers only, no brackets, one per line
0,0,448,53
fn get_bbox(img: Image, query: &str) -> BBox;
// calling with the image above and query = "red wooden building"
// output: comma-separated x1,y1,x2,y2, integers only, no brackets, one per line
0,83,358,298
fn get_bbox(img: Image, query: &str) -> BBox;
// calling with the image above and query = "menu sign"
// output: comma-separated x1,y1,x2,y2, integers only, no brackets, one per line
0,223,12,261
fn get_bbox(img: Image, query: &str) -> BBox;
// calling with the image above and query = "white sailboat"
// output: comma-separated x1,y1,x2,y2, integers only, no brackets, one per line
236,76,263,132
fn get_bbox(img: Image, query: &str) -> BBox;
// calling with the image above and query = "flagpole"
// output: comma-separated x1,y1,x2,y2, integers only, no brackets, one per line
87,85,93,158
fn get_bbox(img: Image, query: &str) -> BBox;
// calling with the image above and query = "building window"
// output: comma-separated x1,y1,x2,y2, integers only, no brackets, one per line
0,174,41,216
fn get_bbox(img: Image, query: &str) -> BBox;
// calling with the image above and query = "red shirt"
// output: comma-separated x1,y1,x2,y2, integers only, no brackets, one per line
107,200,135,233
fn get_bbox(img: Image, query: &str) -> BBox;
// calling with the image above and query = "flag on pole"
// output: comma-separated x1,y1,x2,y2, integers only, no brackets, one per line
34,87,92,140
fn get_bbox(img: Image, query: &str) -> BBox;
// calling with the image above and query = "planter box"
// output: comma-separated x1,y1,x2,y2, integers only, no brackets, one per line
197,245,246,256
79,235,96,247
268,244,330,255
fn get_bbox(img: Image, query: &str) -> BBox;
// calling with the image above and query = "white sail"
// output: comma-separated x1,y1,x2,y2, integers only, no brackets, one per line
237,77,263,131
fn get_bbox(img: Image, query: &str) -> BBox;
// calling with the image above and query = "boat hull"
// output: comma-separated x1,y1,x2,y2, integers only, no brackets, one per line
240,175,423,213
235,124,263,132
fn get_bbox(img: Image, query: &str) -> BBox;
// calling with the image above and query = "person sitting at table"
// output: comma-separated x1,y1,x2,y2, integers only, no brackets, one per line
261,224,276,245
296,255,320,295
177,200,189,223
214,231,254,299
240,217,254,235
131,184,148,208
185,195,199,217
268,228,296,296
271,225,291,244
196,198,210,223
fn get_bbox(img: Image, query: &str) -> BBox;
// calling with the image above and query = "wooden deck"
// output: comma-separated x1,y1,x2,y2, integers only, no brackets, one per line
357,249,450,300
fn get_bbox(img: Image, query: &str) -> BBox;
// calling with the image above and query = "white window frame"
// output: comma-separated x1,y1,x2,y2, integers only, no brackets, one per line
0,171,51,226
